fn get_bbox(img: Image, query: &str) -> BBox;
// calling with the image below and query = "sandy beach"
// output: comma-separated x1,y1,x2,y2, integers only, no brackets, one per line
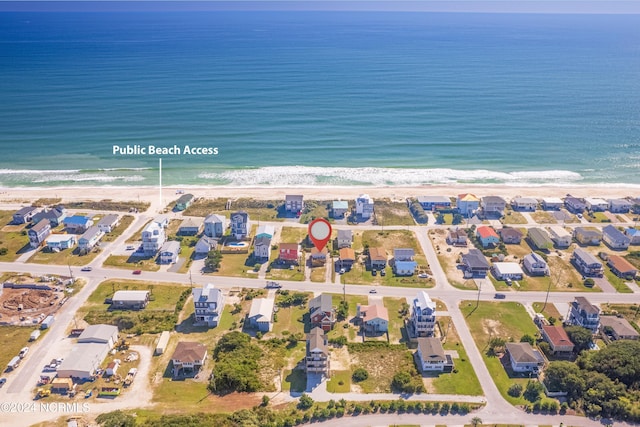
0,184,637,208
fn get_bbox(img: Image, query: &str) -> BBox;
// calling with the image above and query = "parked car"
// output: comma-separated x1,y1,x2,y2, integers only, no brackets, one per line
494,293,506,299
19,347,29,358
372,270,377,276
81,266,92,272
369,289,377,294
0,378,6,387
133,270,142,275
380,269,386,276
339,268,346,274
418,273,428,278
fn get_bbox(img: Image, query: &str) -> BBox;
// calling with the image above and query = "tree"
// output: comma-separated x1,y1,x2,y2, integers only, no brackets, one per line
298,393,314,410
261,394,270,407
520,334,535,345
580,340,640,388
565,325,592,353
96,411,136,427
205,250,223,271
336,300,349,321
523,380,543,402
471,416,483,426
352,368,369,382
543,361,585,401
508,383,523,397
488,337,506,355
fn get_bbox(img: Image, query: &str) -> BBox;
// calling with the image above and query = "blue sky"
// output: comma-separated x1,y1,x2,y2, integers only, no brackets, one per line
2,1,640,14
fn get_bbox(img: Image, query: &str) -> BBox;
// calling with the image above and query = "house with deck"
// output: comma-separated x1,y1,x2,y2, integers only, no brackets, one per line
417,196,451,211
457,193,480,217
541,325,574,354
331,200,349,218
573,227,602,246
142,221,166,255
565,197,586,214
523,252,549,276
46,234,77,250
625,228,640,245
253,236,271,260
171,341,207,375
63,215,94,233
111,290,150,310
572,248,604,277
415,337,450,372
97,214,120,233
78,226,104,252
32,206,66,227
192,283,224,327
461,249,490,278
368,247,387,270
338,247,355,271
230,211,250,240
159,241,181,264
600,316,639,341
28,219,51,248
609,199,631,213
541,197,563,210
305,327,330,376
279,243,301,264
285,195,304,214
355,194,374,219
606,254,637,279
499,227,523,244
447,228,468,246
410,291,436,337
309,294,336,331
548,226,572,248
336,229,353,248
491,262,524,281
511,197,538,211
195,235,218,257
357,303,388,334
178,218,202,236
13,206,39,224
247,298,274,332
585,198,608,212
480,196,507,218
527,228,553,251
568,297,600,333
505,342,544,373
476,226,500,248
203,214,226,238
602,225,630,250
310,247,328,267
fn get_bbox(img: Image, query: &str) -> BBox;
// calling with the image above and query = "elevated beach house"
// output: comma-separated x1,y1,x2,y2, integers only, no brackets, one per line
171,342,207,376
527,228,553,251
111,290,150,310
253,236,271,260
368,247,387,270
541,197,563,210
195,235,217,257
499,227,523,245
446,228,468,246
568,297,600,333
142,221,166,255
606,254,637,280
78,226,104,252
625,228,640,245
571,248,604,277
491,262,524,281
305,327,330,376
97,214,120,233
63,215,93,233
338,247,355,271
505,342,544,374
309,294,336,332
608,198,631,213
192,283,224,327
523,252,550,276
46,234,77,250
357,303,389,334
417,196,452,211
285,194,304,214
548,226,572,248
410,291,436,337
599,316,640,341
480,195,506,218
279,243,301,264
511,197,538,211
13,206,39,224
602,225,631,250
461,249,490,278
541,325,574,355
32,206,66,227
585,197,608,212
247,298,274,332
174,193,194,211
476,226,500,248
28,219,51,248
203,214,226,238
336,229,353,248
456,193,480,217
178,218,202,236
159,241,181,264
564,196,586,214
355,194,374,219
331,200,349,218
230,211,250,240
415,337,451,372
573,227,602,246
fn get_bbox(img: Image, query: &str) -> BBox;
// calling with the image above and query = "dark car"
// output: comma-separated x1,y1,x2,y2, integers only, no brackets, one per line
494,293,506,299
133,270,142,275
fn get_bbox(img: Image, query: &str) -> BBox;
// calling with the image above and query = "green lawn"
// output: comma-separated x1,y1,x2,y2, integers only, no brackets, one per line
349,345,419,393
586,212,611,223
326,294,368,343
532,302,562,322
28,243,103,266
209,252,259,279
279,227,308,245
373,199,415,226
501,211,527,225
326,370,351,392
101,215,135,243
85,280,185,310
271,294,311,337
431,317,483,396
0,326,37,370
0,211,31,261
383,297,409,343
282,369,306,392
299,200,332,224
65,200,150,212
460,301,539,405
310,264,328,282
603,268,633,293
103,254,161,271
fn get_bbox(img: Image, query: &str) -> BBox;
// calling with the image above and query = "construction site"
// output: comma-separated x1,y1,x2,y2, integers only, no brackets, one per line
0,274,71,325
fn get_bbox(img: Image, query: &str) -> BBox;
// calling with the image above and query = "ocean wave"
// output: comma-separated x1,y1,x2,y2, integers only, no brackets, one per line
0,169,146,184
198,166,584,187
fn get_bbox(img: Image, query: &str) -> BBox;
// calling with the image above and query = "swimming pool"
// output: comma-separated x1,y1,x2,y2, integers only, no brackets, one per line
227,242,248,247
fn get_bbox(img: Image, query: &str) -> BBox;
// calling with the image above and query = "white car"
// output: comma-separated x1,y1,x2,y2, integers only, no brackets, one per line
19,347,29,358
418,273,429,278
81,266,92,272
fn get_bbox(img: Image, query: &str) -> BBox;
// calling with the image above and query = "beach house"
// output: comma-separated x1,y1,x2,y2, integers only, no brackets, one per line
625,228,640,245
111,290,150,310
410,291,436,337
476,226,500,248
608,199,631,213
355,194,374,219
573,227,602,246
253,236,271,260
541,197,563,210
505,342,544,374
63,215,94,234
480,196,506,218
336,229,353,248
338,247,355,271
96,214,120,233
606,254,637,279
32,206,66,227
13,206,39,224
417,196,452,211
279,243,301,264
78,226,104,252
28,219,51,248
357,303,388,334
178,218,202,236
174,193,194,211
564,196,586,214
192,283,224,327
568,297,600,333
230,211,250,240
310,247,328,267
499,227,523,244
415,337,451,372
247,298,274,332
456,193,480,217
491,262,524,281
331,200,349,218
523,252,550,276
527,228,553,251
305,327,330,376
446,228,468,246
511,197,538,211
548,226,572,248
368,247,387,270
461,249,490,278
203,214,226,238
585,197,608,212
142,221,166,255
541,325,574,354
599,316,639,341
46,234,77,250
309,294,336,332
285,195,304,214
195,235,218,258
171,342,207,376
256,224,275,239
159,241,181,264
572,248,604,277
602,225,630,250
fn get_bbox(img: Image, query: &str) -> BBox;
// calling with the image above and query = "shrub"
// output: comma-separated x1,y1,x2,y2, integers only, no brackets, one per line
352,368,369,382
298,393,314,410
508,383,523,397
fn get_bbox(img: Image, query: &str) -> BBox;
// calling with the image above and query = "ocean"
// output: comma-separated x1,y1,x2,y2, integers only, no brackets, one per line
0,11,639,188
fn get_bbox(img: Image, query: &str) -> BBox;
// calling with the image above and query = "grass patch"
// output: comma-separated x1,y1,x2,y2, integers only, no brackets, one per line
501,211,527,225
209,252,258,279
184,198,285,221
600,303,640,331
431,317,483,396
603,268,633,293
102,215,134,243
126,219,152,243
65,200,150,212
326,294,368,343
310,264,327,282
373,199,415,226
0,326,35,370
326,370,351,392
460,301,539,405
532,302,562,321
279,227,308,245
103,255,161,271
586,212,612,223
383,297,409,343
282,369,306,392
28,244,101,266
80,280,190,334
299,200,332,224
348,343,419,393
271,293,311,337
530,211,558,224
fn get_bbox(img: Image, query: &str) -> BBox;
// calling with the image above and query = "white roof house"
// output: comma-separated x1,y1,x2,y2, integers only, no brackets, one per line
541,197,564,210
585,198,609,211
548,226,572,248
77,324,119,346
112,290,150,303
491,262,524,280
256,224,275,238
248,298,275,332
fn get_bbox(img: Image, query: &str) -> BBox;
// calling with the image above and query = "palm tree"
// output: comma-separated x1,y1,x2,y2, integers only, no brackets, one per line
471,416,483,426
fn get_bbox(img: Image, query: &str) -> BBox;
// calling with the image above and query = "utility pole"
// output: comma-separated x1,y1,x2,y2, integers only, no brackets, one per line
189,269,193,289
476,279,482,308
67,263,75,284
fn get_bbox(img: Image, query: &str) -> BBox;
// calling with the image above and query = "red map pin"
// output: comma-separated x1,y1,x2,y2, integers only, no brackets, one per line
308,218,332,251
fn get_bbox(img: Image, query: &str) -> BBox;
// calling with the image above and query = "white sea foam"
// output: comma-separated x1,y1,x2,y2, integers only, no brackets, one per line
198,166,584,187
